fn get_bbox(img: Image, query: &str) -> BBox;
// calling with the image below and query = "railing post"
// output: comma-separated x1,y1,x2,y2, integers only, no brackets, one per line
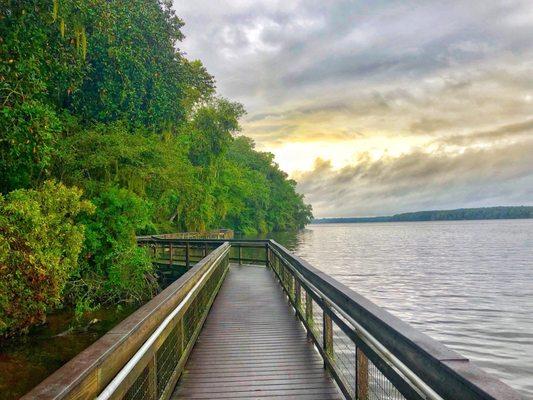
265,244,269,267
148,353,157,400
323,302,333,368
169,243,173,266
356,347,369,400
294,279,301,314
203,243,207,257
180,318,185,353
238,244,242,265
185,242,190,269
306,293,313,339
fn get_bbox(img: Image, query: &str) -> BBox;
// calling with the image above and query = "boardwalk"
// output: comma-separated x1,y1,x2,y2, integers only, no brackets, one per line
171,264,341,400
25,240,520,400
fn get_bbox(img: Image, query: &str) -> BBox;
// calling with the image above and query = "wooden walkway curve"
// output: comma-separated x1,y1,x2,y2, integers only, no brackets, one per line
171,264,341,400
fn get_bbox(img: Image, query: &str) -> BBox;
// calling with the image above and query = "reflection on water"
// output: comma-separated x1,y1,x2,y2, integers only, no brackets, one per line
0,306,137,400
284,220,532,398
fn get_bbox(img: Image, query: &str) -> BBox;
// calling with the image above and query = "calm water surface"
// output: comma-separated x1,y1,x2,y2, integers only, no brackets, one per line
275,220,533,398
2,221,531,398
0,306,137,400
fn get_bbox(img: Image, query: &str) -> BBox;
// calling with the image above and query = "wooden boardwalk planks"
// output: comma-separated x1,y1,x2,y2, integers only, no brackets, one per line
171,264,341,400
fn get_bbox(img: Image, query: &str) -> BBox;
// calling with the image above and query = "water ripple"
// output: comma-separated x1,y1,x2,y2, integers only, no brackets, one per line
292,220,533,398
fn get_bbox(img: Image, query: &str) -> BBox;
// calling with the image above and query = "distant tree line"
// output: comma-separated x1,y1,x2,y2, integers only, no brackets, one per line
0,0,312,337
313,206,533,224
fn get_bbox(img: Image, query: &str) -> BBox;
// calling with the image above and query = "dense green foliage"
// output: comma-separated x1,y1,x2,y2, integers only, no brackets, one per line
66,187,157,312
0,0,312,335
0,181,93,335
313,206,533,224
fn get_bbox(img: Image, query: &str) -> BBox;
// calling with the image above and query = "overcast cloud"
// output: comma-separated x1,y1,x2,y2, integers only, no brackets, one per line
175,0,533,217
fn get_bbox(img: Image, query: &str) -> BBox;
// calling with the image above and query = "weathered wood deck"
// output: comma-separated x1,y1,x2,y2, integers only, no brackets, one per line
171,264,341,400
24,240,522,400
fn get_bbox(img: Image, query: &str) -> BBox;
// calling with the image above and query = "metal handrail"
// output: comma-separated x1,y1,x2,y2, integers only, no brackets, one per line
23,238,523,400
97,244,230,399
22,242,231,400
266,239,522,400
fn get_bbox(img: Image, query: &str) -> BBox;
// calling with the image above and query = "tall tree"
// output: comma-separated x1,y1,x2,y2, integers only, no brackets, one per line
0,0,312,335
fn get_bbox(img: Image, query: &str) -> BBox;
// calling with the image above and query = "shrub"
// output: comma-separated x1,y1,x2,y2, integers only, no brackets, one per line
0,181,94,337
65,186,157,309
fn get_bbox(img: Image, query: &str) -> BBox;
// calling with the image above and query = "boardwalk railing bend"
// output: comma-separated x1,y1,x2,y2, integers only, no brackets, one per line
23,238,522,400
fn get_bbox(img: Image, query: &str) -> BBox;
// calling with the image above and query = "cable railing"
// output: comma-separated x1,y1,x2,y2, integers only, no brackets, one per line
23,238,522,400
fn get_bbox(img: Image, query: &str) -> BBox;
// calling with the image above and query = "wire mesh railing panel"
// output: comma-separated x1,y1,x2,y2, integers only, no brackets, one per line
156,323,182,396
365,353,407,400
279,263,288,290
331,320,357,398
241,246,267,263
299,288,307,315
227,244,268,265
229,245,239,260
311,297,323,341
286,270,294,299
124,364,153,400
287,272,295,302
183,295,199,341
282,265,289,291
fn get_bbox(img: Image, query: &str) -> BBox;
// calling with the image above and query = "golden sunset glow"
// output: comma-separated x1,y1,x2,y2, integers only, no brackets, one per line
177,1,533,217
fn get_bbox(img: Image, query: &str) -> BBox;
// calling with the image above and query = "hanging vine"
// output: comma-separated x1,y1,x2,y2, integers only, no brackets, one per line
51,0,87,59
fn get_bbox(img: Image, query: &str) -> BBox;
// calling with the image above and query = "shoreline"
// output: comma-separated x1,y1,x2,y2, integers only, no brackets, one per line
313,206,533,224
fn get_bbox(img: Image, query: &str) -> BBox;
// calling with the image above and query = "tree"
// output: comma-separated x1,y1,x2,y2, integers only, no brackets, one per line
0,181,93,337
0,0,313,336
66,187,156,309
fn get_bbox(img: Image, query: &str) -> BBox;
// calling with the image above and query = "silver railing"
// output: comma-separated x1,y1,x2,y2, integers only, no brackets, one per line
23,238,523,400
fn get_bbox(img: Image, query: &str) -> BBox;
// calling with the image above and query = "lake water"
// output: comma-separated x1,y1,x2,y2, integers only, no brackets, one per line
2,220,531,399
0,306,137,400
274,220,533,398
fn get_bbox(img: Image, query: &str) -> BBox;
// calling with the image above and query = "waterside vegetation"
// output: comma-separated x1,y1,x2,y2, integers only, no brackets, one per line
0,0,312,337
313,206,533,224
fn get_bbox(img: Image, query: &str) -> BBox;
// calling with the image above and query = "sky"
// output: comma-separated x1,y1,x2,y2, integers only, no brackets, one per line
174,0,533,217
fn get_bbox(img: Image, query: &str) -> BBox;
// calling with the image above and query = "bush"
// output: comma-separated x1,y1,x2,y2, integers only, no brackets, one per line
65,186,157,309
0,0,314,336
0,181,94,337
